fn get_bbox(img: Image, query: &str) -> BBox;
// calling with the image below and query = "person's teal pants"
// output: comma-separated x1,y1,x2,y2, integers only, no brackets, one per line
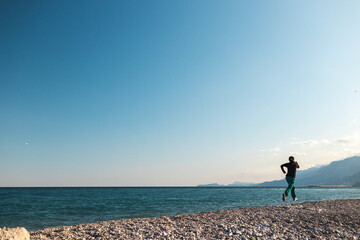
284,176,296,198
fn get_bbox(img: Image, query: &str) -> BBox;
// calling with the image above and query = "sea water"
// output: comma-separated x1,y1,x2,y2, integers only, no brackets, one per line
0,187,359,231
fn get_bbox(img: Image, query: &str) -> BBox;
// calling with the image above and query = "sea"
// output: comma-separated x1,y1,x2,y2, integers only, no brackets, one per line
1,187,359,231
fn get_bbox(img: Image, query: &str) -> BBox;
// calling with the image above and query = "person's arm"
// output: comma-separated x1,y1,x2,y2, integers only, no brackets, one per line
280,164,287,174
295,162,300,168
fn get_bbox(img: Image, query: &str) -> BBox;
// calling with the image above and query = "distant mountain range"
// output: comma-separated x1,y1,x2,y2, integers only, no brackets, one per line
197,182,256,187
197,156,360,187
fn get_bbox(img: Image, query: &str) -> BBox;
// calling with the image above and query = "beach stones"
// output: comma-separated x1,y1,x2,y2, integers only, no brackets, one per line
30,199,360,239
0,227,30,240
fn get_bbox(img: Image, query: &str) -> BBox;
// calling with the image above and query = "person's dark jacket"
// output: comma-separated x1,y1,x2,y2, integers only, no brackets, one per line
281,162,300,178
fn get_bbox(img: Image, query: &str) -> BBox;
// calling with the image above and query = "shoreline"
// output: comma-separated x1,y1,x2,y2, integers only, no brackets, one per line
31,199,360,239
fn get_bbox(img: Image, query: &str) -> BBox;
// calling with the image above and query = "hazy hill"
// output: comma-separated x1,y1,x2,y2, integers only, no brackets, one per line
197,182,255,187
227,181,257,187
258,156,360,187
197,183,225,187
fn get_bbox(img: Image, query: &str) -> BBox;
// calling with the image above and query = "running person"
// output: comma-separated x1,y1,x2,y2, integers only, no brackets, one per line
281,156,300,201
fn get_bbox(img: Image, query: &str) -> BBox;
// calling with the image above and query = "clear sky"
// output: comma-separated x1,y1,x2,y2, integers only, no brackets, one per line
1,0,360,186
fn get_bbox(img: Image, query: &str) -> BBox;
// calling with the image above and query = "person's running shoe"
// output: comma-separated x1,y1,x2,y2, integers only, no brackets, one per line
282,193,286,201
293,197,298,201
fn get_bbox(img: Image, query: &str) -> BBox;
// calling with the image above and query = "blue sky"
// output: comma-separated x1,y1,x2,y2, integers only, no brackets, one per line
1,0,360,186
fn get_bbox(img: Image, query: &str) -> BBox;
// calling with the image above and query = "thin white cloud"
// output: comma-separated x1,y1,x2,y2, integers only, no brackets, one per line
335,138,353,144
334,135,360,145
291,139,330,147
291,134,360,147
327,149,360,159
289,152,307,156
261,147,280,153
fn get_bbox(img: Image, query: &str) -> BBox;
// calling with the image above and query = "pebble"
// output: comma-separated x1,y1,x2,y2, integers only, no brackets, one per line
30,199,360,240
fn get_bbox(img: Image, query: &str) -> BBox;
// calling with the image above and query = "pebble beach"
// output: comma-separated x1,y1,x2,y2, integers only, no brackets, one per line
30,199,360,239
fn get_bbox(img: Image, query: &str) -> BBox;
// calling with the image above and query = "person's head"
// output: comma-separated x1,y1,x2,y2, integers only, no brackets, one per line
289,156,295,162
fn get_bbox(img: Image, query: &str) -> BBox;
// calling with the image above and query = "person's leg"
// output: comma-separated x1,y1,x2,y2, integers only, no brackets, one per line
284,176,295,197
291,185,296,199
